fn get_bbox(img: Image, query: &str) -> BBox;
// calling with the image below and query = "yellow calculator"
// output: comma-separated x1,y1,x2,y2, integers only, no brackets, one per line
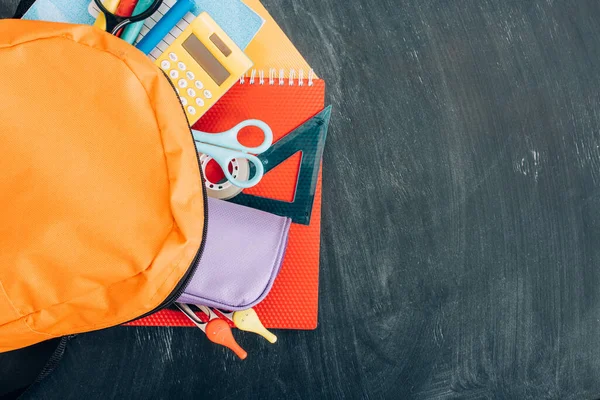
156,12,253,125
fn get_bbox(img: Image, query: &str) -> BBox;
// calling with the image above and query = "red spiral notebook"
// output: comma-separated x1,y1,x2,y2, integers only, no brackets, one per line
129,0,327,330
128,76,326,329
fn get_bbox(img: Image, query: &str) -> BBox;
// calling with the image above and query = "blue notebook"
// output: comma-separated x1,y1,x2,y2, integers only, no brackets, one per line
22,0,264,52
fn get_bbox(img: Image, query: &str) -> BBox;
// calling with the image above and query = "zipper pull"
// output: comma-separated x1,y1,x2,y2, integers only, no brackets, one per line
176,303,248,360
215,308,277,344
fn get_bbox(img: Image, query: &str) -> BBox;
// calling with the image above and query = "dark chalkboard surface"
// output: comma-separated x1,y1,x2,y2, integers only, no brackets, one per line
2,1,600,399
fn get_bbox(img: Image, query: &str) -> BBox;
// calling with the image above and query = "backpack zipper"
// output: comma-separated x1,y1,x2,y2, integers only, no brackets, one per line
127,71,209,321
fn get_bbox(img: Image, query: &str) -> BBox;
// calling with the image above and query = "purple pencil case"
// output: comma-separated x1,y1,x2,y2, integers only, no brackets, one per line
177,198,291,311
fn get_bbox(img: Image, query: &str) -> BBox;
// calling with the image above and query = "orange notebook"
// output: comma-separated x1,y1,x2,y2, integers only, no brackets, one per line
129,77,326,329
242,0,316,78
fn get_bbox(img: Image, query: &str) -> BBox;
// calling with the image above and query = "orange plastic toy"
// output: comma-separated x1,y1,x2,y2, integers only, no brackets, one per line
205,318,248,360
175,304,247,360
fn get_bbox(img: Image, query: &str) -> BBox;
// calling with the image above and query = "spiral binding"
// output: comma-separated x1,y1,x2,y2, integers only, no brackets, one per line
239,69,315,86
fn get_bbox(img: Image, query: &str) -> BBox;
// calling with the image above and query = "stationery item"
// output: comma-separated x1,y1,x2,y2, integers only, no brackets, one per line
121,0,156,43
155,12,253,125
113,0,139,36
242,0,315,78
200,154,250,199
176,303,247,360
136,0,193,54
193,120,273,189
115,0,138,16
22,0,264,52
215,308,277,343
130,74,328,330
92,0,119,30
177,198,291,310
133,0,264,60
229,105,330,225
93,0,163,35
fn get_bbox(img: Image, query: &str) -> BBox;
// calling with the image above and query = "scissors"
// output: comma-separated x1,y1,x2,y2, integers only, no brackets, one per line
93,0,164,35
192,120,273,189
175,303,248,359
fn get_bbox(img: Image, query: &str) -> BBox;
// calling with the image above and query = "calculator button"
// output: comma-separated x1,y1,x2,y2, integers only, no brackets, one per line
186,71,195,80
195,81,204,89
169,70,179,79
169,52,178,61
187,88,196,97
178,79,188,88
203,90,213,99
179,97,188,106
195,98,205,107
160,60,170,70
178,62,186,71
187,106,197,115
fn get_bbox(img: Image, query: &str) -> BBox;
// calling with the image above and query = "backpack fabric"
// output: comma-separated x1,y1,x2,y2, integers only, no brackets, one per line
0,19,207,352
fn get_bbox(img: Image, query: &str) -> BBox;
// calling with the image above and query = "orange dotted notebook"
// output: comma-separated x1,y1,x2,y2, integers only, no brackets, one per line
128,77,326,329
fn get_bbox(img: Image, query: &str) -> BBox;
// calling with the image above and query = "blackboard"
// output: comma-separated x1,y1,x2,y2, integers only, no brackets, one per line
2,1,600,398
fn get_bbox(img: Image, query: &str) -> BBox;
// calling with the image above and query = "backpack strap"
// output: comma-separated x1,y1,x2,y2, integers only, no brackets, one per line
0,337,64,398
34,336,71,383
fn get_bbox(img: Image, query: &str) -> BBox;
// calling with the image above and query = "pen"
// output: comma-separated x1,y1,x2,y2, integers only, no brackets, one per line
121,0,156,44
136,0,194,55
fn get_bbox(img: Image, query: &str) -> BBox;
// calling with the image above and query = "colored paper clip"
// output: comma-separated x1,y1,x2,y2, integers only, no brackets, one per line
214,308,277,344
175,303,247,360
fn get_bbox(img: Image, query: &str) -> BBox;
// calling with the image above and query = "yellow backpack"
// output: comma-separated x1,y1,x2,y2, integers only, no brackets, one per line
0,19,207,352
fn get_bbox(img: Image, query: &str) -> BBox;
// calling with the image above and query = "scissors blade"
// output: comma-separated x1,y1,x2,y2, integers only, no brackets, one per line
175,303,207,332
197,305,219,321
212,308,235,321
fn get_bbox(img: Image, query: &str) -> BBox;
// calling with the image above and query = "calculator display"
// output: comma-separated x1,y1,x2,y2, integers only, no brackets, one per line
182,34,230,86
